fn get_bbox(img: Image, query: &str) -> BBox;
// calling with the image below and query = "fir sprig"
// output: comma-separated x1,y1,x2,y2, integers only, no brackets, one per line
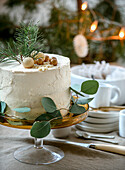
0,22,43,64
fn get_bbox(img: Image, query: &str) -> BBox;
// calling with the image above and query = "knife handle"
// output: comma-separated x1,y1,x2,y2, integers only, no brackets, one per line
90,144,125,155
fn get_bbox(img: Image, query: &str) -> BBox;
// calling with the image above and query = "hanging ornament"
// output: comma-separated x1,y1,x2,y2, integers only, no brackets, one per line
73,34,88,58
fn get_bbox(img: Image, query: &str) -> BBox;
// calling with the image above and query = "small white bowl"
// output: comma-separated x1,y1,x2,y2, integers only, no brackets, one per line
52,127,71,138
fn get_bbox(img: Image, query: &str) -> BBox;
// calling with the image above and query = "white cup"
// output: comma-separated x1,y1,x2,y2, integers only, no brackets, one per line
119,109,125,138
89,83,121,108
52,127,71,138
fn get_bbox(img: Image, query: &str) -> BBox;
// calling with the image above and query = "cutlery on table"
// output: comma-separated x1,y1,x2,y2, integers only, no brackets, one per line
76,131,118,144
76,131,115,139
47,139,125,155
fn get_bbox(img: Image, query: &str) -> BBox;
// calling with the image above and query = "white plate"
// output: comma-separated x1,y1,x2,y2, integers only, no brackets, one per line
88,110,119,118
75,124,118,133
80,121,118,129
71,64,125,105
84,116,118,124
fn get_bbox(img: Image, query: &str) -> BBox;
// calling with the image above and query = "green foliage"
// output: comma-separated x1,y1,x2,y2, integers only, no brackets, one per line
81,80,99,95
69,103,86,115
41,97,57,113
7,120,23,126
0,0,124,63
89,0,122,62
0,22,43,63
70,80,98,115
40,6,79,63
94,0,121,22
77,97,93,105
30,121,51,138
0,101,7,122
71,80,99,96
70,87,85,97
13,107,31,113
31,97,63,138
36,110,62,121
0,80,99,138
0,101,6,115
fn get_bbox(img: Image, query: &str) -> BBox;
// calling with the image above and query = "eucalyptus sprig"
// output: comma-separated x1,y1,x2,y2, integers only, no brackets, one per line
30,80,99,138
31,97,62,138
0,101,7,122
69,80,99,115
0,22,43,64
0,80,99,139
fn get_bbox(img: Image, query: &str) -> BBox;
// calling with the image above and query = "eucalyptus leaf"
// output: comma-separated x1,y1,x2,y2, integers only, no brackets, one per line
77,97,93,105
70,87,85,97
71,96,75,103
7,120,23,126
0,101,6,114
0,117,4,123
13,107,31,113
36,110,62,121
69,103,86,115
81,80,99,95
30,121,51,138
35,113,54,121
41,97,57,113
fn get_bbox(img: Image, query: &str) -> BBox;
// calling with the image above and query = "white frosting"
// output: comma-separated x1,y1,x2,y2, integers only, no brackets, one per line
0,54,71,120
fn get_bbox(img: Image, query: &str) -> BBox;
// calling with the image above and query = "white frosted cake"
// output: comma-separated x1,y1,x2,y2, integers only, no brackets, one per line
0,54,71,120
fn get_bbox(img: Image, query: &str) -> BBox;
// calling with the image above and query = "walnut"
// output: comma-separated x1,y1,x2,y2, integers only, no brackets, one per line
34,52,45,61
37,58,44,65
50,58,58,66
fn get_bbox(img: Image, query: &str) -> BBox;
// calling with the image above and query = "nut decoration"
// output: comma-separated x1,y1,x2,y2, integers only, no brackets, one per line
23,57,34,68
31,50,37,57
37,58,44,65
38,66,48,71
44,55,50,62
43,62,50,65
52,57,57,60
22,53,58,69
34,60,38,64
50,58,58,66
35,52,45,61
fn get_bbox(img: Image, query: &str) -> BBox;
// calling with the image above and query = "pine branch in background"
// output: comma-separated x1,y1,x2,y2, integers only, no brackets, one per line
15,22,43,58
0,0,124,63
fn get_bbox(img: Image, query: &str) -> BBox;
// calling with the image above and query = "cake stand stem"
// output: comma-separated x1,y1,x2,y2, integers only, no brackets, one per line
34,138,43,149
14,137,64,165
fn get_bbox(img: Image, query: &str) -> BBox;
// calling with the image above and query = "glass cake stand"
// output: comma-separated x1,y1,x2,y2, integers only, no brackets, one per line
0,104,88,165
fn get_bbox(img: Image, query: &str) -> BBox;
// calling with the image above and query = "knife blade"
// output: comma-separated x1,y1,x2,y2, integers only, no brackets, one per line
45,139,125,156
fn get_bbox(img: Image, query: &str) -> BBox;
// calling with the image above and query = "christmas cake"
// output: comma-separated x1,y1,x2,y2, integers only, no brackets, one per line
0,54,71,120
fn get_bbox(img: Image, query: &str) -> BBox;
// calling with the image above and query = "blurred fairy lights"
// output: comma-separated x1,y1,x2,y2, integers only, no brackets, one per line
81,1,88,11
90,20,98,32
119,27,125,39
81,1,125,40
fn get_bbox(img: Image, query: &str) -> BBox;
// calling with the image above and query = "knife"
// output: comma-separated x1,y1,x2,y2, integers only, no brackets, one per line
46,139,125,155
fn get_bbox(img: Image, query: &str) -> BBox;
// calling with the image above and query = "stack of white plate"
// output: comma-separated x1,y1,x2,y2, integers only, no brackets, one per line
76,109,119,133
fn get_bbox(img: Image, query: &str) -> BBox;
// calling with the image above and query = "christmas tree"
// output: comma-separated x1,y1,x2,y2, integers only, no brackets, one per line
0,0,124,64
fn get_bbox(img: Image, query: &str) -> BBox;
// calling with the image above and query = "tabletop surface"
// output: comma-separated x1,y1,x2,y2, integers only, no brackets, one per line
0,125,125,170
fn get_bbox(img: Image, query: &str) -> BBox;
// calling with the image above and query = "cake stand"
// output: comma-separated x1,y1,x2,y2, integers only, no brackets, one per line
0,104,88,165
